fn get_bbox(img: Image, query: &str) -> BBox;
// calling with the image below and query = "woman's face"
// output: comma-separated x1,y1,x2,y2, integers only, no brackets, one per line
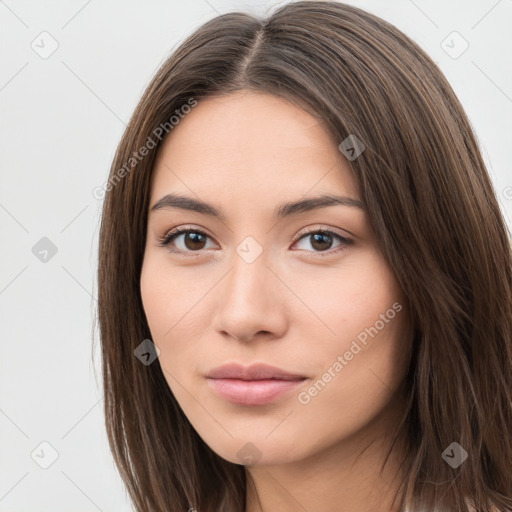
140,91,412,466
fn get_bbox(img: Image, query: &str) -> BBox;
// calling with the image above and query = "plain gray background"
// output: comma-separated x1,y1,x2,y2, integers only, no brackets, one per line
1,0,511,510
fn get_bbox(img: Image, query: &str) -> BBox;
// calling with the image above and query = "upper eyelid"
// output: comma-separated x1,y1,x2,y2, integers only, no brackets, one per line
295,225,351,240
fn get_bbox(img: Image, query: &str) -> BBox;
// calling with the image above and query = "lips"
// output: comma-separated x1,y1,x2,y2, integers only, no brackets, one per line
206,363,307,406
207,362,306,381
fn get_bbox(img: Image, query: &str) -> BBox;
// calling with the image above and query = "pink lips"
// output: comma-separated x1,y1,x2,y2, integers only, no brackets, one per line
206,363,307,406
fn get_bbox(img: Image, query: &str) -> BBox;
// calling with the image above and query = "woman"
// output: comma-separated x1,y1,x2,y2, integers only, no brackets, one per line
96,1,512,511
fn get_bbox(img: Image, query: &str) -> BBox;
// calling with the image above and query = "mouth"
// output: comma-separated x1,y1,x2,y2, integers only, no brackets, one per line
206,363,308,406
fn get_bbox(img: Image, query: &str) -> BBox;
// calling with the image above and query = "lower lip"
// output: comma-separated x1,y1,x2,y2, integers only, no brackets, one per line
206,377,306,406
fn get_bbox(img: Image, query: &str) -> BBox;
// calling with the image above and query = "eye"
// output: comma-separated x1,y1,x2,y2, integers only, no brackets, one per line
157,225,353,258
291,228,353,257
157,226,216,257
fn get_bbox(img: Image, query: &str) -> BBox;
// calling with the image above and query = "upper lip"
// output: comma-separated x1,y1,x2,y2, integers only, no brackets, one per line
207,363,307,381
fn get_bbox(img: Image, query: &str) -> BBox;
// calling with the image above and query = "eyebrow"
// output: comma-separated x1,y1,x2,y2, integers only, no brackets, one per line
149,193,365,222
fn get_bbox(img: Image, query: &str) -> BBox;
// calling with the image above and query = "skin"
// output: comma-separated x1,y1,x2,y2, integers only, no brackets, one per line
140,90,413,512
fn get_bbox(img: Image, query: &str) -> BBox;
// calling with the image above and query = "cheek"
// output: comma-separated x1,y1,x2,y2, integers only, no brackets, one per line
292,251,410,419
140,259,188,369
140,256,211,387
140,261,170,340
140,253,205,340
288,248,404,344
293,307,410,455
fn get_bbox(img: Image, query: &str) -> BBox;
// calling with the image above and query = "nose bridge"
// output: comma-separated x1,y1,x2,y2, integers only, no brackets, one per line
212,235,286,342
225,239,270,306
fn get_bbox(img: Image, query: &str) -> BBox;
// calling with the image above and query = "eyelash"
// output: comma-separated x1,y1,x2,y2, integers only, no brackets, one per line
157,225,353,259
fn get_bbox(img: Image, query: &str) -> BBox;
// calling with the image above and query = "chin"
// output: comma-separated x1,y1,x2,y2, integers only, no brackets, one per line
202,434,304,466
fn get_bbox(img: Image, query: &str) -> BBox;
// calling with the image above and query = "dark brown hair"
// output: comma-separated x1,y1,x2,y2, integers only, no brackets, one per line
96,1,512,510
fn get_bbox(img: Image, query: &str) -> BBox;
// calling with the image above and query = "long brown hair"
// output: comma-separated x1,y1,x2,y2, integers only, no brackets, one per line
96,1,512,510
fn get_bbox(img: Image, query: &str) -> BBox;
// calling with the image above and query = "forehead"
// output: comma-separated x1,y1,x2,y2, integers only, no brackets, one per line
150,91,359,203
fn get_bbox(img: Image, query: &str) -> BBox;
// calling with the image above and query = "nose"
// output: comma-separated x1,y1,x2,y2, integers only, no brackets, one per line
212,247,288,343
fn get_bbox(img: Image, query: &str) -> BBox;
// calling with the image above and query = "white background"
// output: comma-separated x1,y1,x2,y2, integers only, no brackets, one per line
1,0,511,510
